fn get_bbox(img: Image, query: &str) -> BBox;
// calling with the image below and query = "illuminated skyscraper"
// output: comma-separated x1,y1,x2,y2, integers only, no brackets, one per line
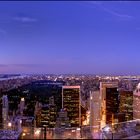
90,90,101,132
36,96,57,128
20,98,25,115
62,86,81,127
2,95,9,129
0,96,2,128
133,83,140,120
119,90,133,121
100,82,119,128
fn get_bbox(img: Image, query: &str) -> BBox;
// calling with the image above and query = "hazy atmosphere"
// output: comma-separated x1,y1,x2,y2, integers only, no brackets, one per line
0,1,140,75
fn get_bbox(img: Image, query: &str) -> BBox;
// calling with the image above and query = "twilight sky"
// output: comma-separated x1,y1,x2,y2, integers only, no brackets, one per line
0,1,140,75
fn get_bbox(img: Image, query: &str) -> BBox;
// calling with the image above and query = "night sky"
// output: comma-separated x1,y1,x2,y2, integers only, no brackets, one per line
0,1,140,75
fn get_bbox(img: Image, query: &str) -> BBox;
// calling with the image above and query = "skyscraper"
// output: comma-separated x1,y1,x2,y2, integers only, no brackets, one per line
62,86,81,127
36,97,57,128
0,89,2,125
119,90,133,121
100,82,119,128
90,90,101,132
20,97,25,115
2,95,9,129
133,83,140,120
0,96,2,128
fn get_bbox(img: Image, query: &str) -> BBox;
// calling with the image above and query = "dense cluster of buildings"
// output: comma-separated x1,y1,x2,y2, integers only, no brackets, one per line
0,74,140,139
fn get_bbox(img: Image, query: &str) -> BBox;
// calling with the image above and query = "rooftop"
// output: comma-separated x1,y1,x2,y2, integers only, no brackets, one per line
62,86,80,89
134,83,140,96
102,119,140,139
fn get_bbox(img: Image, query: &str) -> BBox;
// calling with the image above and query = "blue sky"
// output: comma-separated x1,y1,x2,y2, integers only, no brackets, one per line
0,1,140,75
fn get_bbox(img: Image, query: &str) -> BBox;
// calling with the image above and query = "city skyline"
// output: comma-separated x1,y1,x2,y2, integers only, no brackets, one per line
0,1,140,75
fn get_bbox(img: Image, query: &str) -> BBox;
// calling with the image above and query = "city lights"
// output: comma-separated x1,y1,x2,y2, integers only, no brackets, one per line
72,130,76,132
34,129,41,136
8,122,12,127
0,74,140,139
22,133,26,136
0,1,140,139
103,126,111,132
21,98,25,101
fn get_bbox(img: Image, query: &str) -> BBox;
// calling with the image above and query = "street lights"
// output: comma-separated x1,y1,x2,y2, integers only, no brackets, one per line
8,122,12,130
34,128,41,139
35,129,41,136
8,122,12,127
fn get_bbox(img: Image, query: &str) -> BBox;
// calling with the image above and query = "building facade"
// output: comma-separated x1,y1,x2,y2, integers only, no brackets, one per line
133,83,140,120
119,90,133,121
0,95,2,126
100,82,119,128
62,86,81,127
2,95,9,129
90,90,101,132
20,98,25,115
35,97,57,128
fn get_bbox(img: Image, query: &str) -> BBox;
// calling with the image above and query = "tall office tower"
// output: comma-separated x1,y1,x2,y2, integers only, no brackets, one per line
20,98,25,115
0,96,2,128
62,86,81,127
40,104,50,127
34,101,42,116
2,95,9,129
0,89,2,127
100,82,119,128
90,91,101,132
36,99,57,128
81,105,87,126
49,96,57,128
133,83,140,120
34,101,42,127
119,90,133,121
35,103,42,127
